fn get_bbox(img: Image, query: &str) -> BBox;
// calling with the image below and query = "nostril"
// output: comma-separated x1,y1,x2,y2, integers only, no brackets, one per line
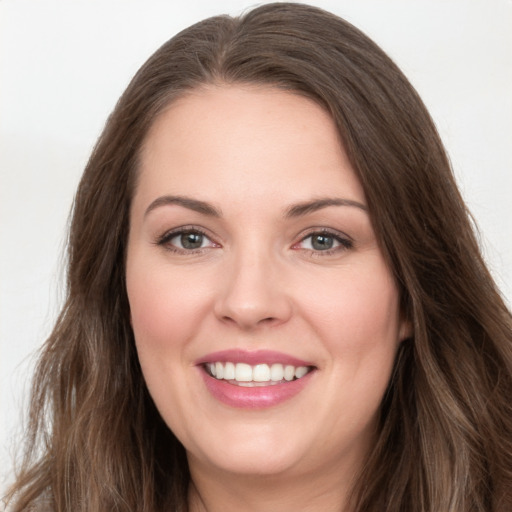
221,315,277,328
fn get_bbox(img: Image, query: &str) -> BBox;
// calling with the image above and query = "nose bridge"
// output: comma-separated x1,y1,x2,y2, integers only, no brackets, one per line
214,237,292,329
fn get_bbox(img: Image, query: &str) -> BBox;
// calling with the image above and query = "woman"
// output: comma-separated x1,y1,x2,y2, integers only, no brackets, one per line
4,3,512,511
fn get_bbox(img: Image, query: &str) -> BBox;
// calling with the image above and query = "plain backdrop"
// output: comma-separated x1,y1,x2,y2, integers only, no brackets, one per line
1,0,511,492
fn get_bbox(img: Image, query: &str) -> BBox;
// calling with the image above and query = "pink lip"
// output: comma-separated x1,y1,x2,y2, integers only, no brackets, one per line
195,349,316,409
200,369,314,409
195,349,312,367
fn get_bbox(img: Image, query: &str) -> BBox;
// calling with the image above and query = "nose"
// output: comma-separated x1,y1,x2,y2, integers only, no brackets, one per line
214,248,293,330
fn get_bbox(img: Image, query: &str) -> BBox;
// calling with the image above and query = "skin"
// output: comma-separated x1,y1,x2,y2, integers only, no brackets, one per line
126,85,409,512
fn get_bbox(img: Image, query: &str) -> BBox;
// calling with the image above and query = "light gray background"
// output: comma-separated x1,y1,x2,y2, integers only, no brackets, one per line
1,0,511,492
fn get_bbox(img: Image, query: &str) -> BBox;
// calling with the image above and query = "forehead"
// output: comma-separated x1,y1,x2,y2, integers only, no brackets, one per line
136,85,365,207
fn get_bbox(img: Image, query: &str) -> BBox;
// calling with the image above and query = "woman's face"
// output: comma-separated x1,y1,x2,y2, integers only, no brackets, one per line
126,85,408,482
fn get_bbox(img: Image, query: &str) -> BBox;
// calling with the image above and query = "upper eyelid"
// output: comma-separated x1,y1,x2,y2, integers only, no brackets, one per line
155,227,220,255
159,225,209,237
154,225,353,249
296,227,353,242
293,228,354,253
156,226,214,245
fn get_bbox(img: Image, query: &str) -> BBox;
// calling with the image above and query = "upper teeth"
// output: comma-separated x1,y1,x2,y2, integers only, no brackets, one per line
207,362,310,383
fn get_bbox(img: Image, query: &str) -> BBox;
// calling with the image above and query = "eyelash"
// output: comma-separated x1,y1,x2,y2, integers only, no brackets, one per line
154,227,353,257
155,226,217,254
293,229,353,256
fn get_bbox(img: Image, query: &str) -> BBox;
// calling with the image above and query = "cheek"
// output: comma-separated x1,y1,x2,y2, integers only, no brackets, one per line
126,258,212,356
125,258,213,428
297,259,401,358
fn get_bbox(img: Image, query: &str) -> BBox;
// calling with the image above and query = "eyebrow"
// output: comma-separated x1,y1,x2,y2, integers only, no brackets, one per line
284,198,367,217
144,195,222,218
144,195,367,219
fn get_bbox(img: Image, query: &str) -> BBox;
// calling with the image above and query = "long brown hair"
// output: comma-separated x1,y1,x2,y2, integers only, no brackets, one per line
5,3,512,511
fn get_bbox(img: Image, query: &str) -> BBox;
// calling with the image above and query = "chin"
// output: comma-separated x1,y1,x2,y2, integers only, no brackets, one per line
193,450,302,478
185,427,312,478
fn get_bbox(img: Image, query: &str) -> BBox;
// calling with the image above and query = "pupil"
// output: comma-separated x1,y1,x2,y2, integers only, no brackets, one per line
181,232,203,249
312,234,333,250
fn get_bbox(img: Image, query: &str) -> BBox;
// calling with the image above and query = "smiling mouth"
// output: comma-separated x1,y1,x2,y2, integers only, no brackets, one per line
204,362,314,387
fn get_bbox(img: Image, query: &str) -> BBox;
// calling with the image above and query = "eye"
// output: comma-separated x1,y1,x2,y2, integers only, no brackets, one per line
303,233,337,251
156,227,219,252
294,230,353,254
173,231,208,250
